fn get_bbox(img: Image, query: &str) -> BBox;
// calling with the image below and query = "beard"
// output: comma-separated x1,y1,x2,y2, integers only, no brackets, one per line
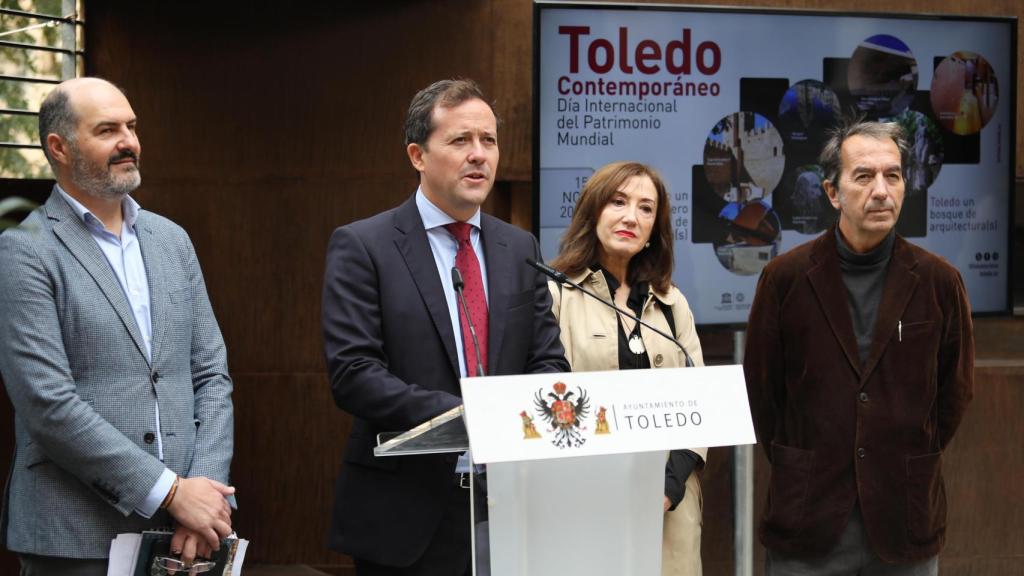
68,145,142,201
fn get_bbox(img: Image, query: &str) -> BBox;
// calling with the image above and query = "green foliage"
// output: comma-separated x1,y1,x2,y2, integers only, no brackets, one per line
0,147,51,178
1,0,61,14
1,0,72,178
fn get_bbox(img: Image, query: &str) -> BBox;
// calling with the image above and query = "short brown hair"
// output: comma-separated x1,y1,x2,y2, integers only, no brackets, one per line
550,161,674,294
404,78,497,147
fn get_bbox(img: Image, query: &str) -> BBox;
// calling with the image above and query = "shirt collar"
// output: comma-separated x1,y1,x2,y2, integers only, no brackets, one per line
415,187,482,231
566,266,680,307
55,184,141,231
592,265,650,315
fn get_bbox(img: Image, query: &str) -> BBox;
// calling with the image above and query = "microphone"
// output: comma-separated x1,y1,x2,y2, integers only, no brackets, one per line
451,266,485,377
526,258,569,284
525,258,695,368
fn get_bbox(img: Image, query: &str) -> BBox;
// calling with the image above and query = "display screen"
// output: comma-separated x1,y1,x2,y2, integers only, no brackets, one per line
534,3,1016,324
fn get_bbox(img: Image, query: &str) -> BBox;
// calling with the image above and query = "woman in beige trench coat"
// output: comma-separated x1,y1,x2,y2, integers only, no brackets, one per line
548,161,705,576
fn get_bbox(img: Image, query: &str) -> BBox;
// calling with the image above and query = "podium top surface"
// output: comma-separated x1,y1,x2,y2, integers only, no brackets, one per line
373,406,468,457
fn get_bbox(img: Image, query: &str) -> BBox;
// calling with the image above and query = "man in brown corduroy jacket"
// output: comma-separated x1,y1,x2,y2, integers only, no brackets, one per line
743,118,974,576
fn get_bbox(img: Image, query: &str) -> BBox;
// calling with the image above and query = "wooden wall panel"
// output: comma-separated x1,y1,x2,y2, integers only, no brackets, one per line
0,2,1019,573
698,446,739,575
230,373,350,566
940,363,1024,572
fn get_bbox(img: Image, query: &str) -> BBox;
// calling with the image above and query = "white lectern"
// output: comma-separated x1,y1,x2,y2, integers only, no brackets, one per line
376,365,754,576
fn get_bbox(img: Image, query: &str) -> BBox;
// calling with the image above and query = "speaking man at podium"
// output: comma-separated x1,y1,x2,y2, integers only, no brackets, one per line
321,78,568,575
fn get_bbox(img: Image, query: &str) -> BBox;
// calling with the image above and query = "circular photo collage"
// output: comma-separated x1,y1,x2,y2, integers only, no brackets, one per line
777,80,841,143
691,32,983,269
889,109,944,197
930,51,999,135
703,112,785,204
703,112,784,276
773,79,842,236
713,201,782,277
848,34,918,117
788,165,834,235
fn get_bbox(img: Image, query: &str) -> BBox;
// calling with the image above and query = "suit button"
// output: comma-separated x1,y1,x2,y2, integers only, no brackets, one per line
144,432,156,444
152,372,160,383
653,354,664,367
857,447,866,458
859,392,869,402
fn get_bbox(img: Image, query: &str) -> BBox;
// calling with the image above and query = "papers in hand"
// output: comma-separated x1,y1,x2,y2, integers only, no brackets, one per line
108,531,249,576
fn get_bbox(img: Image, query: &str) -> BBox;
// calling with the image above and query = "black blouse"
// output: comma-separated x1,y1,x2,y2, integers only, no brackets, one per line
595,267,701,510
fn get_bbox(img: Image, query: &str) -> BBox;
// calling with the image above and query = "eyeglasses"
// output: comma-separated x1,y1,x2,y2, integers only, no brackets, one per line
150,555,216,575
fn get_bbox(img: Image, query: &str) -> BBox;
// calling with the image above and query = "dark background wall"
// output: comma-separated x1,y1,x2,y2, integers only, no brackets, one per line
1,1,1022,574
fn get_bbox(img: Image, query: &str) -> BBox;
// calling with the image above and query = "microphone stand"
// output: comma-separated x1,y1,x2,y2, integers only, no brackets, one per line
525,258,695,367
451,266,485,576
451,266,485,378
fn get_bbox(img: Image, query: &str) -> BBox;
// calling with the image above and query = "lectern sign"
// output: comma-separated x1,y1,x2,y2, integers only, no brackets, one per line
460,364,754,464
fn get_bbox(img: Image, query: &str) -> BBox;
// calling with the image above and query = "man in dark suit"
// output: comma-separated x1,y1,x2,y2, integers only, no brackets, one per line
743,119,973,575
0,78,234,575
321,79,568,575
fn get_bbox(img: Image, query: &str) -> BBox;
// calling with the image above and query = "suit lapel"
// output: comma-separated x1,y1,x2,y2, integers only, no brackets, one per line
481,215,510,373
392,197,461,378
136,214,166,365
860,237,919,383
45,191,150,364
806,231,862,378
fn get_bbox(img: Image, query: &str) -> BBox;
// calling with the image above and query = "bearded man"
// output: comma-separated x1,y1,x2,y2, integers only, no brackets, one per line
0,77,236,575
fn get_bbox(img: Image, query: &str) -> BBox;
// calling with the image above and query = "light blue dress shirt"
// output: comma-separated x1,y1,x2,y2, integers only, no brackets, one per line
56,186,176,518
415,188,489,379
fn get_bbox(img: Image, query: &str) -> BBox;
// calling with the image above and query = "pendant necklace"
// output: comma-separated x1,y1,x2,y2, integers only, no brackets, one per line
627,325,645,354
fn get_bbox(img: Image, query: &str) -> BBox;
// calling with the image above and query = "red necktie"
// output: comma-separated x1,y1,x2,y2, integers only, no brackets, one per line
445,222,488,377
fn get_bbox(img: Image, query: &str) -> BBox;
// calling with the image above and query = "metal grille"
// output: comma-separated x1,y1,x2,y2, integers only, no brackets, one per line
0,0,83,178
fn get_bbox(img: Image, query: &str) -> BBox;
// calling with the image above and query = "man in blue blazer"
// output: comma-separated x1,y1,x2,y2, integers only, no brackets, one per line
321,79,568,575
0,78,235,575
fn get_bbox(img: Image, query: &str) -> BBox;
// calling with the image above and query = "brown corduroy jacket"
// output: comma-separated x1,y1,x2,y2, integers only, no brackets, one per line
743,228,974,563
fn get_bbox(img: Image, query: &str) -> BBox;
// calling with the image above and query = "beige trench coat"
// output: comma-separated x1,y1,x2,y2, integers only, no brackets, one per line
549,270,705,576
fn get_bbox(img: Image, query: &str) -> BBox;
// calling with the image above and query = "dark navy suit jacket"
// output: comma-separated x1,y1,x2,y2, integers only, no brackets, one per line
321,195,568,568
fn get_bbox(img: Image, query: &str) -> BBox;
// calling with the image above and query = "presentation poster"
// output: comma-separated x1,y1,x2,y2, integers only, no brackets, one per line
534,4,1015,324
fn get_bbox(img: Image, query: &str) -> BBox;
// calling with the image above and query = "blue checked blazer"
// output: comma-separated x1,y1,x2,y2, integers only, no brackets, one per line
0,189,234,559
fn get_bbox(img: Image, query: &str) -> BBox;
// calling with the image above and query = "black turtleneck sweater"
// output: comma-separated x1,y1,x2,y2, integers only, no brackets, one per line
835,227,895,367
